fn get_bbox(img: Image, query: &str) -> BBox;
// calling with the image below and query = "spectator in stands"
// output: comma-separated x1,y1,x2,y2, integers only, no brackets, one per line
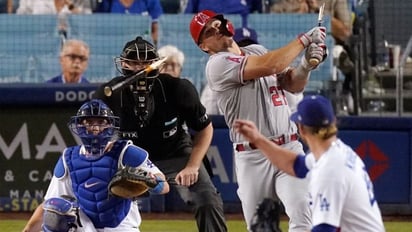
270,0,355,113
159,0,181,13
94,0,163,47
158,44,185,78
16,0,92,14
183,0,262,26
0,0,18,13
46,39,90,83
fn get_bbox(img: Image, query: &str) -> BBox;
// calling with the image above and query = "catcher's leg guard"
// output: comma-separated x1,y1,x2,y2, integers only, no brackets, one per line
250,198,282,232
42,196,79,232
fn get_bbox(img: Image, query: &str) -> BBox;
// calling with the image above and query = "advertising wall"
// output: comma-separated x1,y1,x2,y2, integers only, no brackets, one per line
0,84,96,212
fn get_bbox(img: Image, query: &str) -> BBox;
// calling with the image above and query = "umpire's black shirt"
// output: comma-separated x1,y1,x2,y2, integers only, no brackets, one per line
94,73,211,161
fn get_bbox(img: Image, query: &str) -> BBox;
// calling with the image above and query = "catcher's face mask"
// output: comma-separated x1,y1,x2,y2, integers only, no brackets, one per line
68,100,119,159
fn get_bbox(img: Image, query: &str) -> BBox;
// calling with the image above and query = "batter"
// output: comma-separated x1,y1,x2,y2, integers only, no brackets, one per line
189,10,327,231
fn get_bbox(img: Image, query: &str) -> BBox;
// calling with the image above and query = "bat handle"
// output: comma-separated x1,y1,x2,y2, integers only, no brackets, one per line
308,21,323,66
309,57,320,66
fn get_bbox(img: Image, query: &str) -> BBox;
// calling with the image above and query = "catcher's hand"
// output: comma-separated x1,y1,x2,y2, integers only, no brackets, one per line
108,166,159,199
250,198,282,232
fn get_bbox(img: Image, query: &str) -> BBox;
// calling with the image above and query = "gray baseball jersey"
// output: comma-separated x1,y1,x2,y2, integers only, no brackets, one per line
206,44,298,143
206,44,311,231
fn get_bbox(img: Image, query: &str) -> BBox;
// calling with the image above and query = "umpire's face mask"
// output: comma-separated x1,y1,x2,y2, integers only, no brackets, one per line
121,59,152,76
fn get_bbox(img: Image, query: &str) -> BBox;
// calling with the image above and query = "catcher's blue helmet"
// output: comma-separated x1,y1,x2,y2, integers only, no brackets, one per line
68,99,119,159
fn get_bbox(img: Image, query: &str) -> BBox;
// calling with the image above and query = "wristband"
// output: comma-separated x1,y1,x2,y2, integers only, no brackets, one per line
293,57,313,80
149,176,164,194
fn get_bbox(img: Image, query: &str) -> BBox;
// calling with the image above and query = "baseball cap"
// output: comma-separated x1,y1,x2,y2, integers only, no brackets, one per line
233,27,258,44
290,95,335,127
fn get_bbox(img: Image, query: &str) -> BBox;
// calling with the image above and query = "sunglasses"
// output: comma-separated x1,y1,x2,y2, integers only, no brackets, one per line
64,54,88,62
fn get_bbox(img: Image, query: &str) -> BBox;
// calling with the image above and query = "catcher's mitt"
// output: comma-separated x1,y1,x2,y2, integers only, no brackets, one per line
108,166,159,199
250,198,282,232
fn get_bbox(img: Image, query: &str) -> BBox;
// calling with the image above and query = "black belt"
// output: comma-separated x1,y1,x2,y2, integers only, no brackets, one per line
235,133,299,152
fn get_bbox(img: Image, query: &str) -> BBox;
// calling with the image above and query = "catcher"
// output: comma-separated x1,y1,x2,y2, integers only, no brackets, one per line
22,99,169,232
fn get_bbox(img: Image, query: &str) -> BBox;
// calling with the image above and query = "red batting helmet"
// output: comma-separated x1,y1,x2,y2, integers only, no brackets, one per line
189,10,235,45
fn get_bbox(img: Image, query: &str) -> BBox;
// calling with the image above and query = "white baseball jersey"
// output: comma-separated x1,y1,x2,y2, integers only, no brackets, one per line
206,44,298,143
304,139,385,231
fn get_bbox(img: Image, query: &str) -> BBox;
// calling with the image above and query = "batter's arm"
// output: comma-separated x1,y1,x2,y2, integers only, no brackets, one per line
175,123,213,186
234,119,298,176
278,67,310,93
243,39,304,81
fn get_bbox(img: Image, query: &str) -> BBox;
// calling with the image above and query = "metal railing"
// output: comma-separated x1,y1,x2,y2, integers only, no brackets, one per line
396,35,412,116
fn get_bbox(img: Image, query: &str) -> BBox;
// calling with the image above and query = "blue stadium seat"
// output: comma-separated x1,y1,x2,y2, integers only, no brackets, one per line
84,54,118,83
247,13,334,91
0,34,60,56
0,54,31,83
181,56,208,91
0,14,59,36
35,54,60,82
0,15,60,55
77,34,133,56
67,14,151,37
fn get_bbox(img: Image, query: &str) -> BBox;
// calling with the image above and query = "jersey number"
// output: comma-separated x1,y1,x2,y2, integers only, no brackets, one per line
269,86,287,107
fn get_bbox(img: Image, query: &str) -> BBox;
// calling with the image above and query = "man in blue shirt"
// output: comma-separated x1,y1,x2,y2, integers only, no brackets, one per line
94,0,163,46
46,39,90,84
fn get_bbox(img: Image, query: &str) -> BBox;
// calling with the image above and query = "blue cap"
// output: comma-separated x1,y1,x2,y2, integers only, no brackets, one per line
233,27,258,44
290,95,335,127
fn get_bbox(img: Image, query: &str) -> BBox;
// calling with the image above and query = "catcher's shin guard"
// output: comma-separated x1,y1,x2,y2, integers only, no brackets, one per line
42,196,79,232
250,198,282,232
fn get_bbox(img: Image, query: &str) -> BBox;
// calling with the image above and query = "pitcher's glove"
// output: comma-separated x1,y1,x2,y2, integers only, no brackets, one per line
250,198,282,232
108,166,158,199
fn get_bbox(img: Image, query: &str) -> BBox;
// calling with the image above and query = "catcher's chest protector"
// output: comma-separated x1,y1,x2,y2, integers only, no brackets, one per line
63,141,131,228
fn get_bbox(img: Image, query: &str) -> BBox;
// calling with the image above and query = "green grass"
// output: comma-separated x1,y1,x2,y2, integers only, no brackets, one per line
3,219,412,232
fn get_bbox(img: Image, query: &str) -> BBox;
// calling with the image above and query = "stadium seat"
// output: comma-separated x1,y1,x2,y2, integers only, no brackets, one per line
0,54,31,83
84,54,118,83
247,13,334,91
0,34,60,56
67,14,151,37
0,14,59,36
34,54,60,82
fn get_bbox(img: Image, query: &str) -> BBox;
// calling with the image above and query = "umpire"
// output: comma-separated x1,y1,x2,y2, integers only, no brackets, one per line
94,36,227,232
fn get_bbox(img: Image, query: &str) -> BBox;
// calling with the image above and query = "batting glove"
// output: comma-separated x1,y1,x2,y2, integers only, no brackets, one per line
301,43,328,70
298,26,326,48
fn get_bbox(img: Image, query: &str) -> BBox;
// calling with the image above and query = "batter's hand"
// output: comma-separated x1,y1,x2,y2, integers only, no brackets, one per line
175,166,199,186
304,43,328,69
233,119,263,144
298,26,326,47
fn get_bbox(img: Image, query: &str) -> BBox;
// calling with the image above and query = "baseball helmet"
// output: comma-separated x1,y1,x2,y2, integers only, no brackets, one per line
115,36,160,77
189,10,235,45
68,99,119,159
